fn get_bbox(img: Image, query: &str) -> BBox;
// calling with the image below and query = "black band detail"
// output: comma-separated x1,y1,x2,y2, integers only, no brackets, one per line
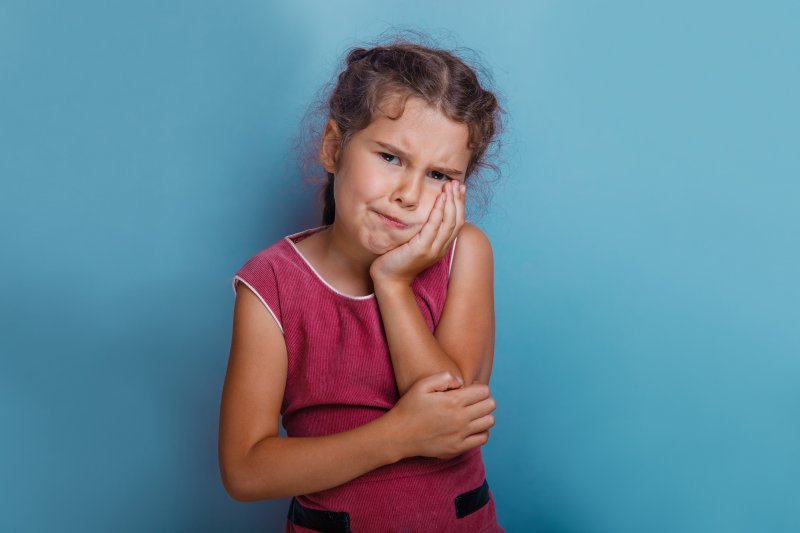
454,478,491,519
287,497,351,533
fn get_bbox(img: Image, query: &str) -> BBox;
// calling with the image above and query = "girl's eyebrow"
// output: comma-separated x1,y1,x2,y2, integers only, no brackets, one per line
374,140,465,176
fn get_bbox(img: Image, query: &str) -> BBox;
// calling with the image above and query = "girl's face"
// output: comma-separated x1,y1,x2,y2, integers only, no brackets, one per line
320,96,471,256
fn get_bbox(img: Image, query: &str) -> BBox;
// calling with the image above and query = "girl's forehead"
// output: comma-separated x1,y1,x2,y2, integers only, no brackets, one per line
362,97,470,156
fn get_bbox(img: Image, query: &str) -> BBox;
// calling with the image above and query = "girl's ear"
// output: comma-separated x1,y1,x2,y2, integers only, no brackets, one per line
319,119,342,173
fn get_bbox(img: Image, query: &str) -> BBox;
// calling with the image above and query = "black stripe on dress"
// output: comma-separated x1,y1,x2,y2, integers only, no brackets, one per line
287,497,352,533
454,478,491,518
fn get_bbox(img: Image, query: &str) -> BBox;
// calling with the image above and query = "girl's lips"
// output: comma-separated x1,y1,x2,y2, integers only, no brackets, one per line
377,211,408,229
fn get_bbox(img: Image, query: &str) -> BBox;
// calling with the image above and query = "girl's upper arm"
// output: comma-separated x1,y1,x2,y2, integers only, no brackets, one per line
434,222,496,385
219,283,287,469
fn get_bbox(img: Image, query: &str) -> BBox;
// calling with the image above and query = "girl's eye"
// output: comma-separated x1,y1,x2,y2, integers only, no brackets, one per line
379,152,451,181
379,152,401,165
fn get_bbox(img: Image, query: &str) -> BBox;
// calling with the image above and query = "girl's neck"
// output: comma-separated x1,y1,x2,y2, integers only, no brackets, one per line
316,222,378,294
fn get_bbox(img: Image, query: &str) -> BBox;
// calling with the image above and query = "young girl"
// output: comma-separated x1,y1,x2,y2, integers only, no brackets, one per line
219,38,505,532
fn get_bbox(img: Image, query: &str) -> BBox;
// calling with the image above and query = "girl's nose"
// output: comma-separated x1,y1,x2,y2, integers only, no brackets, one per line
390,173,423,208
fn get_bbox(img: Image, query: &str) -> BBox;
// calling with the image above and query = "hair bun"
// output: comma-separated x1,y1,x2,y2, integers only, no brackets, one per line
347,48,371,65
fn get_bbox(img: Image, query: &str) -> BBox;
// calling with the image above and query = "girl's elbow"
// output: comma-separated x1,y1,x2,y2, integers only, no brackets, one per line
222,467,286,502
222,474,270,502
460,359,492,386
223,481,250,503
220,458,261,502
220,468,246,502
455,363,479,386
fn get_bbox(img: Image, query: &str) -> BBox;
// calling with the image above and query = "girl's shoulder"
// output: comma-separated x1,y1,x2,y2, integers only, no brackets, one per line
231,233,304,335
231,233,298,294
452,223,493,273
440,222,494,303
238,227,317,270
241,237,290,264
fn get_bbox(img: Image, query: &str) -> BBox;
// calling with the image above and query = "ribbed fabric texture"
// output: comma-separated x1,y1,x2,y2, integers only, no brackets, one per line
232,225,503,532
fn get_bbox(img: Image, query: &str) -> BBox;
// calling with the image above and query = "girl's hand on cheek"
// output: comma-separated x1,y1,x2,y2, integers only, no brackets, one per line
370,180,466,286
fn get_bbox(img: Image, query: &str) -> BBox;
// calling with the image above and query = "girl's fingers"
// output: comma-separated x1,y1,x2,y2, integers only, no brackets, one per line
454,182,465,234
434,181,461,252
447,181,466,247
466,413,496,435
433,181,456,250
462,430,490,449
418,190,445,246
445,383,491,407
463,395,496,421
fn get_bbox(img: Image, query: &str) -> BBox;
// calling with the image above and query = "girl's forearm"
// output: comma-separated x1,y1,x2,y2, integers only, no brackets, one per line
224,411,406,501
373,280,464,396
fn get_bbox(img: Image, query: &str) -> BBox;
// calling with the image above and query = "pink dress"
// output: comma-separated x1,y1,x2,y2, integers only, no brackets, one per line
232,225,503,532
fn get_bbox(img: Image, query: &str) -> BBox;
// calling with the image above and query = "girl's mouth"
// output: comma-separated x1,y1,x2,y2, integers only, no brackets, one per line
376,211,408,229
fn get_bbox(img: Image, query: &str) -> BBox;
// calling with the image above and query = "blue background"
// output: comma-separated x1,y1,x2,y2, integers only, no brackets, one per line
2,1,798,531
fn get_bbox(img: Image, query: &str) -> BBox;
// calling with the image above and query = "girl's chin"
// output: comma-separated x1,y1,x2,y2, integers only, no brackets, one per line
364,231,403,254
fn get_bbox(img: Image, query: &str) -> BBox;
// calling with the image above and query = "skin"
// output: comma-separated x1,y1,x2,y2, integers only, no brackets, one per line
218,95,497,501
311,96,470,289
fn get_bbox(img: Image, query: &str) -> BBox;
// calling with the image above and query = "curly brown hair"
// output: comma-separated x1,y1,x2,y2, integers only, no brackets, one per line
293,30,506,225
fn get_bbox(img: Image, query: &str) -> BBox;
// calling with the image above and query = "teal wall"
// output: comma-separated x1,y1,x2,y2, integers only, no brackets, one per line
2,1,798,531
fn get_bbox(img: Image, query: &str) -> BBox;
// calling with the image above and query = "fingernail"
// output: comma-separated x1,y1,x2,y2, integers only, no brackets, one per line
460,184,466,193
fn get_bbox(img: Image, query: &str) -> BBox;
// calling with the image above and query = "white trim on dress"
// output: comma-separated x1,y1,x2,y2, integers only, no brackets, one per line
448,236,459,278
232,275,285,335
284,226,376,301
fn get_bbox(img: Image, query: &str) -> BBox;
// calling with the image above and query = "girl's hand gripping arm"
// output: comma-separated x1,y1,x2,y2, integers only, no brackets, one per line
385,371,497,461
